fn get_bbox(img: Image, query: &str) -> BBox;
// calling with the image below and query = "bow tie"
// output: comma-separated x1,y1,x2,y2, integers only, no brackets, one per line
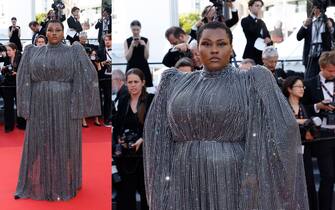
325,79,335,83
107,48,112,51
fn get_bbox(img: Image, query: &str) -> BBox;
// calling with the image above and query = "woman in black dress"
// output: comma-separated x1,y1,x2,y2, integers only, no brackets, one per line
113,68,153,210
282,76,317,210
8,17,22,52
124,20,153,87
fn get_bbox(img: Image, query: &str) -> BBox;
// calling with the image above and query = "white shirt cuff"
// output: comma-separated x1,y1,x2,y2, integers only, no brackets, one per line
314,104,320,113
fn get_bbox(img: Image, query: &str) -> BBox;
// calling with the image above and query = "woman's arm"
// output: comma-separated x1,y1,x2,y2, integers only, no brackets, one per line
143,40,149,60
124,39,134,61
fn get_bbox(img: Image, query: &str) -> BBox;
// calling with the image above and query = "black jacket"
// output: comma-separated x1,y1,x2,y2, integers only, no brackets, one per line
95,16,112,44
241,15,272,65
296,20,333,66
301,75,325,118
112,93,154,150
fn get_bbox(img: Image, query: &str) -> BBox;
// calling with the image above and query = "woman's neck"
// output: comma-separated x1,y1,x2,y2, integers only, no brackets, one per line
130,93,141,101
288,95,300,106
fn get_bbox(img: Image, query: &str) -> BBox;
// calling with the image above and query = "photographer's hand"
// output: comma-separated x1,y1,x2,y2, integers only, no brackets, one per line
132,138,144,152
303,18,312,27
175,43,188,52
297,119,308,125
316,101,335,111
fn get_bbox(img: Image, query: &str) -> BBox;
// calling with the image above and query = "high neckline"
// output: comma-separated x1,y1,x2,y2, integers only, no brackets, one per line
47,42,63,48
201,64,232,78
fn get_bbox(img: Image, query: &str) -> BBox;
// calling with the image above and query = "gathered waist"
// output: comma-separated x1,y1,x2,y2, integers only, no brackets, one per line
173,138,245,144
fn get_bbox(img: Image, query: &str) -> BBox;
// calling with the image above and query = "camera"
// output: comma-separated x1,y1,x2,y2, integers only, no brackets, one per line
209,0,236,22
134,37,140,41
2,64,13,75
51,0,65,11
303,117,322,138
313,0,328,12
114,129,139,157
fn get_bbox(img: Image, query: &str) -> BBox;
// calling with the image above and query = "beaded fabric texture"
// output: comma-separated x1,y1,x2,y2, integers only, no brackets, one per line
15,42,101,200
144,66,309,210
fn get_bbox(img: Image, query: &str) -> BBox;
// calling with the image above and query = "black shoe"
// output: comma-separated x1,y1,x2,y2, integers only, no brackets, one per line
94,122,101,126
82,124,88,128
5,128,14,133
103,121,112,127
14,195,20,200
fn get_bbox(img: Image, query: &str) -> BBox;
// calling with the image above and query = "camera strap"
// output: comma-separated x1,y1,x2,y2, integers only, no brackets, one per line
320,82,335,102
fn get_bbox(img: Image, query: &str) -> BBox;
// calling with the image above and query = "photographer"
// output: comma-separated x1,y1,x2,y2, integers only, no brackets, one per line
98,34,112,126
162,26,197,68
124,20,152,87
189,1,239,40
113,68,153,210
8,17,22,52
297,0,334,80
302,51,335,210
66,7,83,44
41,9,65,30
0,43,25,132
282,76,318,210
95,8,111,47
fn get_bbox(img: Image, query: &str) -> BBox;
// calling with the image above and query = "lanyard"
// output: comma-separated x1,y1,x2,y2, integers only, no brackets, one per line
320,82,335,102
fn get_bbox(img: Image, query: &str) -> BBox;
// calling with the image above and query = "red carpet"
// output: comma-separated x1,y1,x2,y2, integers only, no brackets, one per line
0,119,111,210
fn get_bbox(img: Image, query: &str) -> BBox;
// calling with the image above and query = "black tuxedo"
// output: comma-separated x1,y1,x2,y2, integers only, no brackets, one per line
95,16,111,45
302,75,335,210
66,16,83,44
97,47,112,123
241,15,272,65
32,27,46,44
297,20,333,79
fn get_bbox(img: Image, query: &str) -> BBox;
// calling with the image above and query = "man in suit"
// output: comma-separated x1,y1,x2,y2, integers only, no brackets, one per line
98,34,112,127
162,26,197,68
302,51,335,210
66,7,83,44
296,0,334,80
28,21,46,45
241,0,272,65
95,8,111,47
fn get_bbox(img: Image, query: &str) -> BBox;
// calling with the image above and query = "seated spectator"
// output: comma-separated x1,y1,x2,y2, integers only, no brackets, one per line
262,46,287,87
239,58,256,71
175,57,194,73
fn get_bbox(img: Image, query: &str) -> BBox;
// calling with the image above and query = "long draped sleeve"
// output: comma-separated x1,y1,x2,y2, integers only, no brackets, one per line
16,44,35,119
239,66,309,209
143,68,181,208
70,42,101,119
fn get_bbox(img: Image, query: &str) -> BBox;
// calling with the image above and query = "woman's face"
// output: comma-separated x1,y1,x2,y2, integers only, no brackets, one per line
289,80,304,99
36,38,46,46
199,28,232,72
127,74,145,96
6,46,15,58
131,26,141,37
11,19,17,25
46,23,64,45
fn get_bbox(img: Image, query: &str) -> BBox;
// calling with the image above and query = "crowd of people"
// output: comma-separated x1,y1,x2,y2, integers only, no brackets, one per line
112,0,335,210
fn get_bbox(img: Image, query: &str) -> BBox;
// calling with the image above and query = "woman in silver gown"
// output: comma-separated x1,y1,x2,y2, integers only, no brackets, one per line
15,20,101,201
144,22,309,209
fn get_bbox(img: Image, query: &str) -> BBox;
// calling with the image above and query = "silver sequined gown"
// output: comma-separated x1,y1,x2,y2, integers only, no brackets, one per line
144,66,309,210
15,42,101,201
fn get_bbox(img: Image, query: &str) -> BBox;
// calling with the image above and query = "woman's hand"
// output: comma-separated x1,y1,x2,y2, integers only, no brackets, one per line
296,119,307,125
305,131,314,141
132,138,144,152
